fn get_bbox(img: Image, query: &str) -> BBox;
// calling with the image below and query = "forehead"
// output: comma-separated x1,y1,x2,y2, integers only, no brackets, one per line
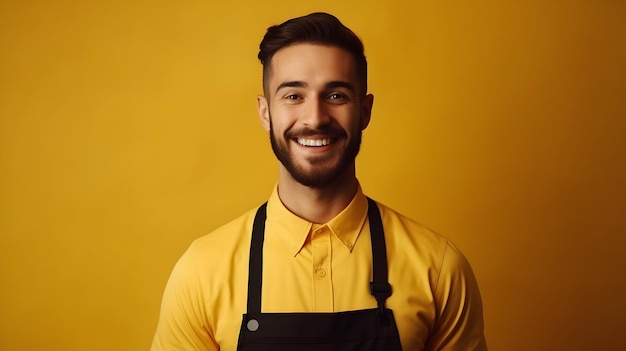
267,43,359,91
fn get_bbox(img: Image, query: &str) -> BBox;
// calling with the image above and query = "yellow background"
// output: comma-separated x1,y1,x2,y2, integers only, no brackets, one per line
1,1,624,350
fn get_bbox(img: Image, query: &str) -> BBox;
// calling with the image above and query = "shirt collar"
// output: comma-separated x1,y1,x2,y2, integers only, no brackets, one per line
265,183,369,257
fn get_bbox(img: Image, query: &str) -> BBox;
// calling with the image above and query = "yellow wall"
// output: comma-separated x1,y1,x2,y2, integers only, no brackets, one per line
1,1,624,350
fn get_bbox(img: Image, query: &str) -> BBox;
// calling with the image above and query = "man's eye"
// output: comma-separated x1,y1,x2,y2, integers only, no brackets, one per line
285,94,300,100
329,93,343,100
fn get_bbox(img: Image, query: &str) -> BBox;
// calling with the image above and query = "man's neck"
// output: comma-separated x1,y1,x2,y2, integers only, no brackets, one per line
276,168,358,224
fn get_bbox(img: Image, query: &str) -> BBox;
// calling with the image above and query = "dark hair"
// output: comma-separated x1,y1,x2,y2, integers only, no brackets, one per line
258,12,368,96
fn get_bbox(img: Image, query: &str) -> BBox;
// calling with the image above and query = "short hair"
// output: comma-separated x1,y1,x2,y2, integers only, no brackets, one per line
258,12,368,96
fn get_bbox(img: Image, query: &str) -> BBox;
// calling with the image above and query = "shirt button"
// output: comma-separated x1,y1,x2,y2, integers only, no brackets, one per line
316,269,327,277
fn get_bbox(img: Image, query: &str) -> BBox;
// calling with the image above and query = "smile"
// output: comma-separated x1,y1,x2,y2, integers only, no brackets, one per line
296,138,334,147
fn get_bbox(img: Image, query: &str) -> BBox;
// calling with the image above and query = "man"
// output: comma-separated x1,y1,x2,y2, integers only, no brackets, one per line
152,12,487,351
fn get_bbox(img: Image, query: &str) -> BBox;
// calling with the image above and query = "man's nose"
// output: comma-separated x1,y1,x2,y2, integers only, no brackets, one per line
302,98,330,128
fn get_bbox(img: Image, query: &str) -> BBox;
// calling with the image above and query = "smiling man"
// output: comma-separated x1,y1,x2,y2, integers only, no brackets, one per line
152,13,487,351
263,45,366,189
258,42,372,221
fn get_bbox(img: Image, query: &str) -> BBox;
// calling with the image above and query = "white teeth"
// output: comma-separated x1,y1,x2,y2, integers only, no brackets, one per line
297,138,332,147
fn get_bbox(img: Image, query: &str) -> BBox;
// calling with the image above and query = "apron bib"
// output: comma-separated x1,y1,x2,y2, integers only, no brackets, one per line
237,198,403,351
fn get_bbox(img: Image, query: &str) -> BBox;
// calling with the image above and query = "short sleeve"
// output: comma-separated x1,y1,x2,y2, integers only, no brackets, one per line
426,240,488,351
151,251,218,351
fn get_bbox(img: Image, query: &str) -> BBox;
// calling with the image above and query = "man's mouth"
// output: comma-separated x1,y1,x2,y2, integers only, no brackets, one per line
296,138,334,147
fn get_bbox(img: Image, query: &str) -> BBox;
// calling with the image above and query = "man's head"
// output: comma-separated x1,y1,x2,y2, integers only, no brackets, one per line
256,13,373,188
258,12,368,98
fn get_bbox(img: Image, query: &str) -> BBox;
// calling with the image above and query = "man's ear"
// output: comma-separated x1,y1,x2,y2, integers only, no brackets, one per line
360,94,374,130
257,95,270,131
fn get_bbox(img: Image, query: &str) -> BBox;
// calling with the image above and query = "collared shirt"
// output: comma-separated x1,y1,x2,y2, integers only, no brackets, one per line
152,184,487,350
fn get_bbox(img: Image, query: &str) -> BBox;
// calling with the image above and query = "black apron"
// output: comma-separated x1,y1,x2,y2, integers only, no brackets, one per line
236,198,403,351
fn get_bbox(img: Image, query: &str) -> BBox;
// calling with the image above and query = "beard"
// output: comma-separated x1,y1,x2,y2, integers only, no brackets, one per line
269,120,362,188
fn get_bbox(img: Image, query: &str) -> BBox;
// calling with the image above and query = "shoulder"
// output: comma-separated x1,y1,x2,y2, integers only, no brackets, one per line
372,199,476,288
369,199,487,349
190,206,260,252
172,205,262,275
373,200,449,257
161,204,265,312
152,206,265,351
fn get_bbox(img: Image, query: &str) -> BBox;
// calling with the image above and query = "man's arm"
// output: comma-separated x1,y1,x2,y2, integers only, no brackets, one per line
426,240,488,351
151,253,218,351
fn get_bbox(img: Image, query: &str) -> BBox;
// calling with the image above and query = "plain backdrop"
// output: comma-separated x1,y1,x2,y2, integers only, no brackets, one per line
1,1,625,350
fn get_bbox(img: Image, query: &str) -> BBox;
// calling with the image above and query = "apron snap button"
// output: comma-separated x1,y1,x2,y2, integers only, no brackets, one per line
247,319,259,332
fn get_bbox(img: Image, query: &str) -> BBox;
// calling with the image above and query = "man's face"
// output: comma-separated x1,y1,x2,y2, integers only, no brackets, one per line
257,44,374,188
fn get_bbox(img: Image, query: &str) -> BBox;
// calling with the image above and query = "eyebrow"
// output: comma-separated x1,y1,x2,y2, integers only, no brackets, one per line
325,81,356,94
274,80,356,95
275,81,307,94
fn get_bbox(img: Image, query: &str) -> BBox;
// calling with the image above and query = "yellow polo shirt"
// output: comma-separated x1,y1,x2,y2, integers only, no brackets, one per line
152,185,487,350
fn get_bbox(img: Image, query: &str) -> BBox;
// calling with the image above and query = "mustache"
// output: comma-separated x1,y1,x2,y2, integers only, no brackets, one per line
285,126,347,139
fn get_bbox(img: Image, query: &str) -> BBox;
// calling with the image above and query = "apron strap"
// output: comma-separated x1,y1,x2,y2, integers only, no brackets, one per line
247,202,267,315
367,197,393,325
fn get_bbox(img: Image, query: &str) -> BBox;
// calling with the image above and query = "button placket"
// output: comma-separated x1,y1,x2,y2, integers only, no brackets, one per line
311,225,333,311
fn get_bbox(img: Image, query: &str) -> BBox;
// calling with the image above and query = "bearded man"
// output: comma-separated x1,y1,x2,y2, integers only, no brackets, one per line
152,12,487,351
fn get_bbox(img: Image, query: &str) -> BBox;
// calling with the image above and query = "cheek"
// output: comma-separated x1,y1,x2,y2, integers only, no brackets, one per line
268,116,289,139
269,106,298,130
336,109,363,132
